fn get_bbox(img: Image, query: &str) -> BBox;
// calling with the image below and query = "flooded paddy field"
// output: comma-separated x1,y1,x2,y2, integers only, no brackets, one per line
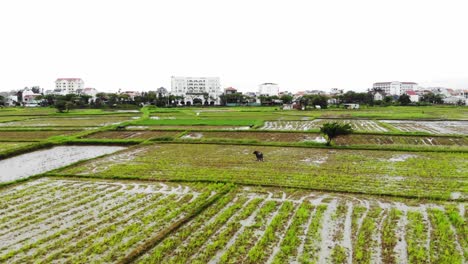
0,178,465,264
0,146,125,183
126,125,252,130
0,116,137,127
83,130,181,140
381,120,468,135
260,119,389,132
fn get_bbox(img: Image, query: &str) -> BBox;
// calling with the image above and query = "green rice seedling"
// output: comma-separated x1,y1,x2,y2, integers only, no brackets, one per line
428,208,463,263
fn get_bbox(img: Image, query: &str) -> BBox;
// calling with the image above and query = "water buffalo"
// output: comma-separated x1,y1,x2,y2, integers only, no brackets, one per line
253,151,264,161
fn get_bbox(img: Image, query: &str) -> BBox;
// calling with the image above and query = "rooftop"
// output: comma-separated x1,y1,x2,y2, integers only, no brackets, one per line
56,78,83,82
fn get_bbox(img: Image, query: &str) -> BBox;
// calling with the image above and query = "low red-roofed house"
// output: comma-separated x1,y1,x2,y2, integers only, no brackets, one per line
224,87,238,95
405,90,419,102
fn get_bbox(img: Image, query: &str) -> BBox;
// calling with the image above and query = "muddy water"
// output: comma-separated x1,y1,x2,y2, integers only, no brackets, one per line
0,146,126,183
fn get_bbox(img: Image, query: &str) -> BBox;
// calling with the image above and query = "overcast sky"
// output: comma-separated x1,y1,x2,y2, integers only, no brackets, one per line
0,0,467,93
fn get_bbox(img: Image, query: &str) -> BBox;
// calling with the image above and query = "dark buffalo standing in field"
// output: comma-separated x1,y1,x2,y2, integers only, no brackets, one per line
253,151,264,161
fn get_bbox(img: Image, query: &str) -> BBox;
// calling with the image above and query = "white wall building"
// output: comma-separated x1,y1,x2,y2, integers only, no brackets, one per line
258,83,280,97
171,76,221,105
21,87,42,106
405,90,420,102
330,88,344,95
374,92,385,101
77,87,98,99
373,81,418,95
55,78,84,95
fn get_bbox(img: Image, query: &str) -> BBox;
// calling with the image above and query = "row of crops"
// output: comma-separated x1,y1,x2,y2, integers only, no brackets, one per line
0,178,226,263
0,178,465,263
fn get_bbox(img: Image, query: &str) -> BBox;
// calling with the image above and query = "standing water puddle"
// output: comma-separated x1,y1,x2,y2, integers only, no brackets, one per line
0,146,126,183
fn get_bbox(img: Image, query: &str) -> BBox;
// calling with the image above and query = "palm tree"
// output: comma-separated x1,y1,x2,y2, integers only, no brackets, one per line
320,122,353,146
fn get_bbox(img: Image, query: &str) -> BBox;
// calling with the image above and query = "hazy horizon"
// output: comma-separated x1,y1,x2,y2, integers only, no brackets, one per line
1,0,467,93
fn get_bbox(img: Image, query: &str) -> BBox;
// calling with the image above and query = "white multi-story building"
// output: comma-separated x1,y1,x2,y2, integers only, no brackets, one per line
373,81,417,95
258,83,280,97
55,78,84,95
171,76,221,105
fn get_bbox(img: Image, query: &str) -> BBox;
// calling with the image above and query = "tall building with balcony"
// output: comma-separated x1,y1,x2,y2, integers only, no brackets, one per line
54,78,84,95
372,81,417,95
258,83,280,97
171,76,221,105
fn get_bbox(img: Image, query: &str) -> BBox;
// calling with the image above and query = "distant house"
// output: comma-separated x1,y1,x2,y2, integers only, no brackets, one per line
330,88,344,95
282,104,293,110
120,91,141,100
82,88,98,98
343,103,359,109
443,96,466,105
374,92,385,101
224,87,238,95
22,88,41,107
304,90,325,95
327,98,338,105
405,90,419,102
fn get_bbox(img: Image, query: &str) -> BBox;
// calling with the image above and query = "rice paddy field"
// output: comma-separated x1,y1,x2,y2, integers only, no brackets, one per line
83,130,181,140
261,119,389,132
54,143,467,200
0,105,466,263
0,130,77,141
0,116,137,127
0,178,465,264
381,120,468,135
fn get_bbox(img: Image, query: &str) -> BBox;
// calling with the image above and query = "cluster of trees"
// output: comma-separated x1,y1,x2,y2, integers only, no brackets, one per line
337,91,374,105
337,90,449,106
420,93,444,104
218,94,294,106
35,92,189,112
219,93,251,105
298,94,328,109
38,94,93,112
3,84,460,111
